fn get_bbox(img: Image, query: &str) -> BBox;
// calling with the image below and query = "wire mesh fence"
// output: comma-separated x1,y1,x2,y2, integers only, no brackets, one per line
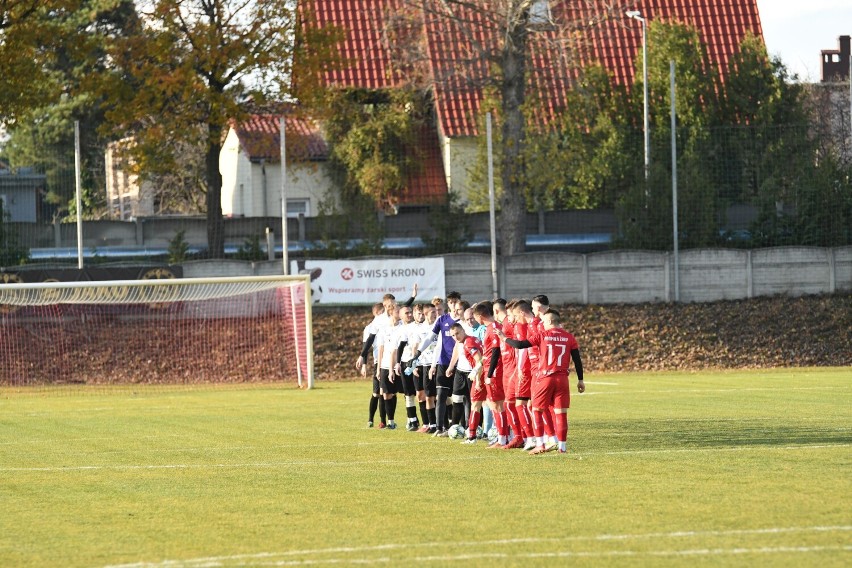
1,116,851,268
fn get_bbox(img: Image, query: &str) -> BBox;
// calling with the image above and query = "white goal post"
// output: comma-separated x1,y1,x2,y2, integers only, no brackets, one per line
0,275,314,389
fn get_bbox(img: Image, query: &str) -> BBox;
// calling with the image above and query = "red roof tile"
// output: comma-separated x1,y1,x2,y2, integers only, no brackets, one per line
398,122,448,204
305,0,402,89
234,114,328,162
301,0,763,138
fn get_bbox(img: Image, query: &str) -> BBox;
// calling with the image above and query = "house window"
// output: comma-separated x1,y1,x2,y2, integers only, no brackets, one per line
286,198,310,218
530,0,551,25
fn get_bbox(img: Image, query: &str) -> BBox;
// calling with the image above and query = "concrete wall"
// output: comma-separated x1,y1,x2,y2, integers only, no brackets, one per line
175,246,852,304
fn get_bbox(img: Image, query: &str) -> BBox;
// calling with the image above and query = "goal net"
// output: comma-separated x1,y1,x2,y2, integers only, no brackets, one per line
0,275,313,389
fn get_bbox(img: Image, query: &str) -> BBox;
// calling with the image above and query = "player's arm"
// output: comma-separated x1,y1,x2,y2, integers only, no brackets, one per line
415,331,438,360
394,340,407,376
486,346,500,384
401,282,418,307
375,343,384,379
357,332,377,369
503,337,532,349
446,344,460,377
469,351,484,388
571,348,585,393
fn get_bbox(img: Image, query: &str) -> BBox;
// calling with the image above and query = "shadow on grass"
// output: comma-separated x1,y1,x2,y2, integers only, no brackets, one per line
585,418,851,451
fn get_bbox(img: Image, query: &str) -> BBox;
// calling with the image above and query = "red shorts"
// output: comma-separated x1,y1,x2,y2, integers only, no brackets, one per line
502,363,517,403
532,373,570,410
470,381,487,402
503,374,517,403
485,377,504,402
515,370,532,399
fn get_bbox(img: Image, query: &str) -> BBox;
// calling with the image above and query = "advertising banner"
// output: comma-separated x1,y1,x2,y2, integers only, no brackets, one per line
291,258,445,305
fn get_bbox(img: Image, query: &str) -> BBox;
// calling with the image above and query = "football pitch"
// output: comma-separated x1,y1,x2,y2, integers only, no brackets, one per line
1,368,850,567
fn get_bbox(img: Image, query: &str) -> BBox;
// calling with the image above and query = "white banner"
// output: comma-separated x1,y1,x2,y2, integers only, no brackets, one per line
291,258,445,305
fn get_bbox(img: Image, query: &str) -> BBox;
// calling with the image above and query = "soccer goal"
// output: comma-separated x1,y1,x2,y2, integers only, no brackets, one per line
0,275,314,389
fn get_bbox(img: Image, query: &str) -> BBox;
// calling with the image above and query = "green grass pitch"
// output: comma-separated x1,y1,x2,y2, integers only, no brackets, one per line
1,368,850,567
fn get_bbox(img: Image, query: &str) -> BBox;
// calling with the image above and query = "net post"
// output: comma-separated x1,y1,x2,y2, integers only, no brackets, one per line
301,273,315,389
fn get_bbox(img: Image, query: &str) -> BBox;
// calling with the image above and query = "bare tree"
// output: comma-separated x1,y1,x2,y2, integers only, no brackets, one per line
387,1,627,254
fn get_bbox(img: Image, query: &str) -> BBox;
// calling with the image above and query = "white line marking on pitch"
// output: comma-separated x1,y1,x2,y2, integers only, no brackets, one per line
4,443,849,473
583,386,850,395
100,527,852,567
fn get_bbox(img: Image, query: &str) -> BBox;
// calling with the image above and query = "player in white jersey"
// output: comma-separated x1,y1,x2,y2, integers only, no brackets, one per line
375,304,402,429
444,300,472,430
413,304,439,432
358,303,387,427
391,305,422,431
356,286,418,428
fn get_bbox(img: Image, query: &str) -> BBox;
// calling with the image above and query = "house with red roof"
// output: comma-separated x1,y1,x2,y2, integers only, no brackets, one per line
222,0,764,217
220,113,331,218
295,0,763,208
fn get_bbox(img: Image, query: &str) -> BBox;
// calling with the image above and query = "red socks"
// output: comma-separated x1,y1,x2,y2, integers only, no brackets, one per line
468,410,481,439
505,404,520,438
516,404,534,438
531,409,545,439
555,412,568,443
495,410,509,437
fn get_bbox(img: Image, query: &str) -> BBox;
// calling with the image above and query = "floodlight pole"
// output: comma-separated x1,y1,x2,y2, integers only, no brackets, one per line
486,112,498,300
626,10,650,180
670,60,680,303
74,121,84,269
279,116,289,275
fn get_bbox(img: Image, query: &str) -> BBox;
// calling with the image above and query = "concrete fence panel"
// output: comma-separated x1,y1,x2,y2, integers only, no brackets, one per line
752,247,833,297
503,253,585,305
442,253,493,300
679,249,750,302
834,246,852,292
587,251,669,304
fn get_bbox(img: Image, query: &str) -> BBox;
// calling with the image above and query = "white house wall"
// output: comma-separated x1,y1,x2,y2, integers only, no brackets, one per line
220,128,336,217
248,160,335,218
220,129,255,217
441,134,478,205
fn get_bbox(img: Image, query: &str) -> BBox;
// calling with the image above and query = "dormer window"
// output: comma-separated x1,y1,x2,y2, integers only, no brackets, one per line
530,0,551,25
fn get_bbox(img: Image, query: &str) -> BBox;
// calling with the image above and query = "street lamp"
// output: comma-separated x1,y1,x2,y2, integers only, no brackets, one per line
626,10,649,180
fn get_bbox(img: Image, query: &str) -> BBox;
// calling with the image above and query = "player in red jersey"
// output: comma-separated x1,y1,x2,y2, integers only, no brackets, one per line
511,300,539,450
492,299,523,449
448,323,487,444
530,295,559,449
498,309,585,454
472,302,510,447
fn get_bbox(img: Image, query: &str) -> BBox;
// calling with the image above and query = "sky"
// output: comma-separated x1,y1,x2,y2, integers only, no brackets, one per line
757,0,852,82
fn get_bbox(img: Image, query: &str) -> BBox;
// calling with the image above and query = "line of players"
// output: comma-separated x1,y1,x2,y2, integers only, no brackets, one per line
355,288,585,454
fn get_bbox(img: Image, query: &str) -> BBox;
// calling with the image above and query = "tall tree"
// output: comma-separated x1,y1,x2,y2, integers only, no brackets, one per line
617,20,722,250
467,64,633,214
389,0,626,255
0,0,59,123
1,1,140,218
100,0,326,257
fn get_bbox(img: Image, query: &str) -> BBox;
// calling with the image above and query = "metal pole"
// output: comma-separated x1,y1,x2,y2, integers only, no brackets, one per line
670,60,679,303
642,17,650,180
74,121,84,269
279,117,289,275
486,112,498,300
626,11,650,181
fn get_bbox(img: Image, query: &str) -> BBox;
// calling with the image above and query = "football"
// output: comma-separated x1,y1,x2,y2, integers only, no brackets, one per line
487,427,498,443
448,424,466,439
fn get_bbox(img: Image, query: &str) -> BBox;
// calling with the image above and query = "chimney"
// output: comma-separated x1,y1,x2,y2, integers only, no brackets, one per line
821,35,851,83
